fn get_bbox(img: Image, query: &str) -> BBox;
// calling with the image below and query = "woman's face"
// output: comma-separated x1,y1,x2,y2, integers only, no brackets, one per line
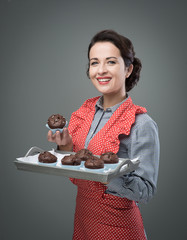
89,41,132,98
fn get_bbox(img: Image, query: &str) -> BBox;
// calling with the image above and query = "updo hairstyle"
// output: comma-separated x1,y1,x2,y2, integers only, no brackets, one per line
87,29,142,92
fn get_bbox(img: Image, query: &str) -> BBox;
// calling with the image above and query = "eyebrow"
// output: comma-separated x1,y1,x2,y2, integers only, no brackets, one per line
90,56,118,61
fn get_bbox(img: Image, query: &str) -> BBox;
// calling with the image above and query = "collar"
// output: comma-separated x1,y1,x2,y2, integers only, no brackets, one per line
95,94,129,114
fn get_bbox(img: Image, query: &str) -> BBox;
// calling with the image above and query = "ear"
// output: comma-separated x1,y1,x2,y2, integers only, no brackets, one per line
126,64,133,78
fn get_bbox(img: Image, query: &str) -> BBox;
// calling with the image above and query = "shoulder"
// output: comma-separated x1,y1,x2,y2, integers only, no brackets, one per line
131,113,159,136
126,113,160,156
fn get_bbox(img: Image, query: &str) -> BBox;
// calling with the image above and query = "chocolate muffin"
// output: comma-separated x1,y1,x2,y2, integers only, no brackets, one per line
75,149,93,161
84,156,104,169
47,114,66,129
100,152,119,164
61,154,81,166
38,151,57,163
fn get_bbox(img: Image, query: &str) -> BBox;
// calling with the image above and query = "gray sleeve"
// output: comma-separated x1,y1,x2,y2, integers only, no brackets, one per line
106,114,160,203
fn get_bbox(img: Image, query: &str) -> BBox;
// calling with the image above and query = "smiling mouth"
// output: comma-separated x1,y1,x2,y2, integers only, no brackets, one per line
97,77,111,82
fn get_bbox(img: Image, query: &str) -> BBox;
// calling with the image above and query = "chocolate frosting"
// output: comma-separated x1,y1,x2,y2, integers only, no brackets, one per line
61,154,81,165
47,114,66,129
38,151,57,163
84,156,104,169
100,152,119,163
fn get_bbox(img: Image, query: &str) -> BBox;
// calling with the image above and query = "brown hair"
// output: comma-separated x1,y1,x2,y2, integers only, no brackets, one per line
87,29,142,92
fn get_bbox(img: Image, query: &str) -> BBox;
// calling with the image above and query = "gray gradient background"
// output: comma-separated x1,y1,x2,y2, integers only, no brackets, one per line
1,0,187,239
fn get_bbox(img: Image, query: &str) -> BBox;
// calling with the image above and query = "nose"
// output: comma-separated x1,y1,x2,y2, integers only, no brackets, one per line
98,63,107,75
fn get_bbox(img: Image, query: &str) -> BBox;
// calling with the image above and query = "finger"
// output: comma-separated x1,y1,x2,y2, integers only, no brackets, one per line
62,128,72,145
55,131,62,145
63,128,71,139
62,128,68,138
47,130,54,142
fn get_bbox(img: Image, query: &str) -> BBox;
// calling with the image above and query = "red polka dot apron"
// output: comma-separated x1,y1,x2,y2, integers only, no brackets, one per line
68,96,147,240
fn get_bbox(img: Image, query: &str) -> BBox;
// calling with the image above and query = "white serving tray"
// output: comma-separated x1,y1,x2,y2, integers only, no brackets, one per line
14,146,140,183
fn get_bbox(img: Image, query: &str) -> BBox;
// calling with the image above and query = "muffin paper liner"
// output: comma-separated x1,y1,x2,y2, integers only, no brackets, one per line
46,121,68,134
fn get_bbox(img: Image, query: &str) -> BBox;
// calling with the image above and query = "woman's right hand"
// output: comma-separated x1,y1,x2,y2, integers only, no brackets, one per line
47,127,73,151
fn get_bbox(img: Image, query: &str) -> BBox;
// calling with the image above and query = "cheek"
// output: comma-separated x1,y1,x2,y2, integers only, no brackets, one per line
119,68,127,79
116,71,126,85
89,68,96,80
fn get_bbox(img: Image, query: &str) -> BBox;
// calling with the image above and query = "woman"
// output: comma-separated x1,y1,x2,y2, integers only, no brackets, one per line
48,30,160,240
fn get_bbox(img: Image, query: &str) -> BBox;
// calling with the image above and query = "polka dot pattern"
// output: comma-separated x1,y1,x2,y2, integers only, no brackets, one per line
69,96,146,155
68,96,147,239
73,186,146,240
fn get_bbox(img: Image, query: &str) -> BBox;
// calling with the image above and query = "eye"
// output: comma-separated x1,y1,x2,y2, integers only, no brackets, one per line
107,60,116,65
90,61,98,66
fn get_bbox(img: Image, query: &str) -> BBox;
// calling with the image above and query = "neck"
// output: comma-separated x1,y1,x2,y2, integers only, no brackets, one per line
103,93,127,110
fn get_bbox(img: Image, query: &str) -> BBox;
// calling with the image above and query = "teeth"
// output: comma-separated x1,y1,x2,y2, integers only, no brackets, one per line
98,78,111,82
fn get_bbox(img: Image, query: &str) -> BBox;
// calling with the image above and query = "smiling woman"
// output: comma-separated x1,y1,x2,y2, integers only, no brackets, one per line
47,29,160,240
87,30,142,92
89,41,133,109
